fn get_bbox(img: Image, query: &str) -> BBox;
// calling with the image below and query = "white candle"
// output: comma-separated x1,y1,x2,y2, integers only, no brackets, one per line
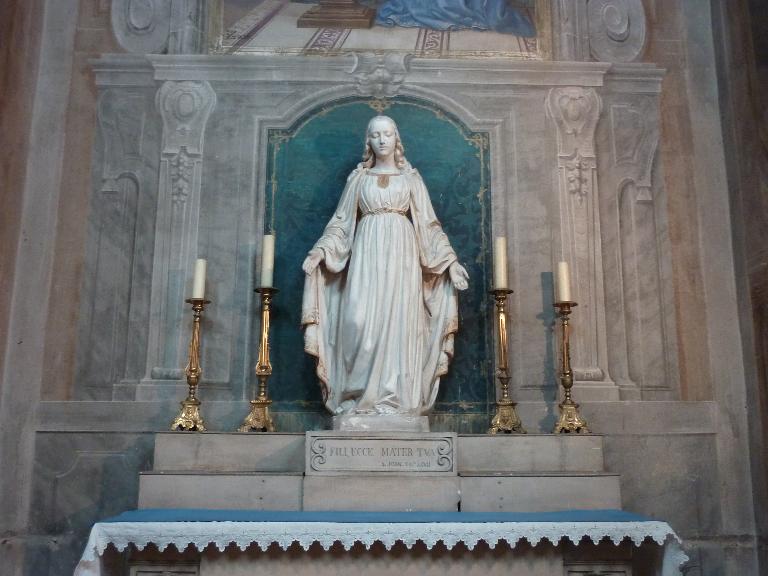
493,236,508,290
556,260,571,303
192,258,207,299
260,233,275,287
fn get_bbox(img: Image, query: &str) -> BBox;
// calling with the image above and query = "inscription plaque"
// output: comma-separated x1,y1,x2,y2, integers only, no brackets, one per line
306,432,457,476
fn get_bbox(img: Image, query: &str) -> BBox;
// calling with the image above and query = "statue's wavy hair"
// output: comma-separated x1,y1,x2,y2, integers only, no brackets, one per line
362,115,407,169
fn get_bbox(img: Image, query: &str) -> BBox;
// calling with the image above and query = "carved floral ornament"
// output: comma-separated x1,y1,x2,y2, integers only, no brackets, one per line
155,81,215,208
169,148,194,206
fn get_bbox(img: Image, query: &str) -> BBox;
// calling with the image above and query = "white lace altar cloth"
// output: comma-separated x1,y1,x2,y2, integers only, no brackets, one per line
74,518,687,576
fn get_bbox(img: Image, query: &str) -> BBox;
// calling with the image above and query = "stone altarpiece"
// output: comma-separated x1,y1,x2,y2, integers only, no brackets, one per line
75,2,678,424
32,1,726,574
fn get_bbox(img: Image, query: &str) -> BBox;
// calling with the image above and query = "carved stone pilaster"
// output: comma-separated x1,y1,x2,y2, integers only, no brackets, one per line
142,80,215,394
553,0,647,63
553,0,590,61
601,94,677,399
111,0,211,55
348,52,412,97
76,90,150,399
547,87,617,400
587,0,647,63
168,0,209,54
97,90,147,192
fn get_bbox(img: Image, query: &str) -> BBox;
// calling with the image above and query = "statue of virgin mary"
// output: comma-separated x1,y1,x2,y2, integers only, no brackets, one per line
301,116,469,421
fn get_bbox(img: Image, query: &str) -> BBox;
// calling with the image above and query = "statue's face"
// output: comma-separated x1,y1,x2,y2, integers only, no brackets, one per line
367,118,397,161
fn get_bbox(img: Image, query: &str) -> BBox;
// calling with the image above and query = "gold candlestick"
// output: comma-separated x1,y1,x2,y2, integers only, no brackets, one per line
171,298,210,431
239,287,277,432
553,301,590,433
489,289,526,434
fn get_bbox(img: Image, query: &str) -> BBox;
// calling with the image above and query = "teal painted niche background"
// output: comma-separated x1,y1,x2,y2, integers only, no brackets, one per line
264,97,492,427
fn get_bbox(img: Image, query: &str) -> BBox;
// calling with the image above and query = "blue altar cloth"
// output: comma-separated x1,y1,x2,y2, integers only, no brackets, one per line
103,508,652,524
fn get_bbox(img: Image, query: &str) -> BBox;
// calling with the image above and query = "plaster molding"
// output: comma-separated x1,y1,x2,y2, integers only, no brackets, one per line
609,100,659,192
348,52,413,97
156,80,215,155
587,0,647,63
83,56,671,404
111,0,173,54
111,0,209,55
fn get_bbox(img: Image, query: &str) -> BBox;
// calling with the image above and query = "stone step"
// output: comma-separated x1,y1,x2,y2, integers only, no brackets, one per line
457,434,605,473
151,432,605,474
138,472,303,510
459,473,622,512
153,432,305,473
138,471,621,514
303,475,461,512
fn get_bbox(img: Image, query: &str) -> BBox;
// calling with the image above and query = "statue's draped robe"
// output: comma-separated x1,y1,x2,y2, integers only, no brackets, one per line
302,165,459,415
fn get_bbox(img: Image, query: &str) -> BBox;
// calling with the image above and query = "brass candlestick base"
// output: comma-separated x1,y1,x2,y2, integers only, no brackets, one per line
238,377,275,433
488,289,526,434
239,287,278,433
171,298,210,432
490,376,526,434
172,398,205,432
553,301,590,434
553,398,590,434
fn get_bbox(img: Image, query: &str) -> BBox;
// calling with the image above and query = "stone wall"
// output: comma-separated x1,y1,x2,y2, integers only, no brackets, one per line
0,1,766,575
710,0,768,569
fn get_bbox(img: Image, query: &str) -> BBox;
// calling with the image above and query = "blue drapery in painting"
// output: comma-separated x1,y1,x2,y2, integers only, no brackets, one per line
376,0,536,37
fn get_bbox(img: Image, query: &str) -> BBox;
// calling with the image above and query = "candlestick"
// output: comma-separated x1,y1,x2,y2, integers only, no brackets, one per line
553,301,590,434
239,287,278,432
171,298,210,431
556,261,571,303
488,289,526,434
260,234,275,288
493,237,508,290
192,259,206,299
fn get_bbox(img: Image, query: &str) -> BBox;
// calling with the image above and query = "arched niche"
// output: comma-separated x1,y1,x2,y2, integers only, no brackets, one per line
263,96,493,431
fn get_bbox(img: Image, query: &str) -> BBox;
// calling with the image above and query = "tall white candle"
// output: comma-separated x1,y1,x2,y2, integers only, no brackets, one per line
260,233,275,287
493,236,508,290
192,258,207,299
556,260,571,303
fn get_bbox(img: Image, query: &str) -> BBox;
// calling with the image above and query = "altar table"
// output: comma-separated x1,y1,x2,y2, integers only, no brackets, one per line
74,509,687,576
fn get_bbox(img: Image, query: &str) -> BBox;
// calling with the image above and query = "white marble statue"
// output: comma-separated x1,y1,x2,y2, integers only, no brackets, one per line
301,115,469,418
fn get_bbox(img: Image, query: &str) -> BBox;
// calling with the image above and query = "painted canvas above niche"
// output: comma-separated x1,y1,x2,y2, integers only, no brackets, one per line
217,0,552,59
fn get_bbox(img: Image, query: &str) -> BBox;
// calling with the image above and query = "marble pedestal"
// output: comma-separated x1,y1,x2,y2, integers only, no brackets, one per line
332,414,429,432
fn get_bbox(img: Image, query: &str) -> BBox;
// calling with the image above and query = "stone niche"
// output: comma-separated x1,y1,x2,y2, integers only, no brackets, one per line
75,52,677,430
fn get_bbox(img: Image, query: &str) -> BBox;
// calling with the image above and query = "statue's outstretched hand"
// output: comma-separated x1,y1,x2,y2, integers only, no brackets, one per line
302,248,324,275
449,261,469,291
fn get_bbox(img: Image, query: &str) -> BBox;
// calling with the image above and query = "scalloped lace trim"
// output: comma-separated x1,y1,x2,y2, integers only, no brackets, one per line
75,520,687,576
